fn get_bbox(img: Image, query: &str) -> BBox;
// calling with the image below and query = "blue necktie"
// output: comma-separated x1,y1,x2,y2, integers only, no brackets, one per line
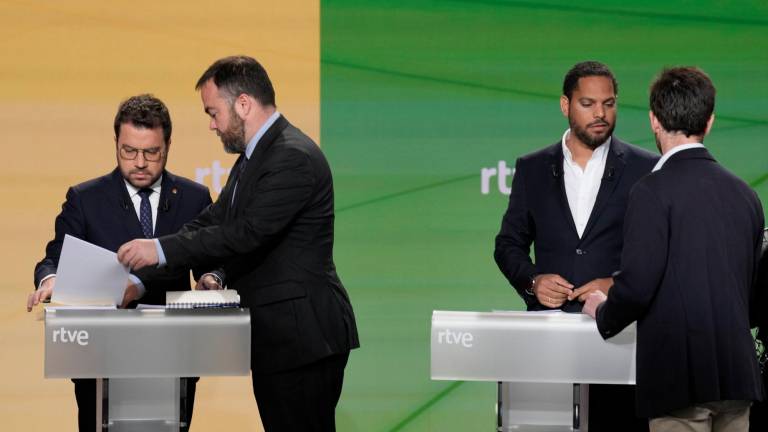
138,188,153,238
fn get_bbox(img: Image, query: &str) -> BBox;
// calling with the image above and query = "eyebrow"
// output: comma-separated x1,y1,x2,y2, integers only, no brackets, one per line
121,144,162,151
578,97,616,103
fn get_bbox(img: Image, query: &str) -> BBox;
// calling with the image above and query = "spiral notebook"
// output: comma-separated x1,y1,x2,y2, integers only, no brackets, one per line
166,290,240,309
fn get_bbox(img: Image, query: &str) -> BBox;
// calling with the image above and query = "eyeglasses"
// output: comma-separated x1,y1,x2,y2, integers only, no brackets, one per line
119,145,164,162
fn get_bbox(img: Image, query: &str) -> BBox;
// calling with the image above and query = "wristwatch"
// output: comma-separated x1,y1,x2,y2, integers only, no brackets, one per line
525,274,538,296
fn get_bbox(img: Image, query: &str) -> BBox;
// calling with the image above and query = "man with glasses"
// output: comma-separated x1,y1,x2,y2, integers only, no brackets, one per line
27,94,212,431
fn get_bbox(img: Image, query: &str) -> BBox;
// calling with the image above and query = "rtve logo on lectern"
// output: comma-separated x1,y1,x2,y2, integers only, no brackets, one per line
52,328,90,346
480,160,515,195
437,329,474,348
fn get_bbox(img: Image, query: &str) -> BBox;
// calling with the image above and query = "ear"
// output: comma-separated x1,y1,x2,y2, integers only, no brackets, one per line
560,95,570,118
704,114,715,136
233,93,250,119
649,110,661,133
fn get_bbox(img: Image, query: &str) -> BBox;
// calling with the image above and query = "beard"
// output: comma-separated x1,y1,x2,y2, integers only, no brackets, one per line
220,110,247,154
570,117,615,150
654,130,663,154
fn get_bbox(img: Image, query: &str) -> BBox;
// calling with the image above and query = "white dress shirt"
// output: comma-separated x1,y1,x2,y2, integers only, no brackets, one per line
561,129,611,238
124,176,162,232
122,176,162,299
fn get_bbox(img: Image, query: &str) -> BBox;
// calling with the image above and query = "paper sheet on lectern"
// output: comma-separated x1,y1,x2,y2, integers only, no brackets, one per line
51,234,129,306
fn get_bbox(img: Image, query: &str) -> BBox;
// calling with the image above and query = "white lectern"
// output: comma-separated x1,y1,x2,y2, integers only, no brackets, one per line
431,311,636,431
45,308,251,431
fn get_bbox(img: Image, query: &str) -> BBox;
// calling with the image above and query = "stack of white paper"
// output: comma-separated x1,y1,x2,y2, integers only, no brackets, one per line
50,234,129,306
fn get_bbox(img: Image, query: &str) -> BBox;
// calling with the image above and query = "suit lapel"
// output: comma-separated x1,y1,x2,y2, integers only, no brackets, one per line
231,115,290,213
154,171,182,236
110,169,145,239
580,138,626,240
546,143,579,239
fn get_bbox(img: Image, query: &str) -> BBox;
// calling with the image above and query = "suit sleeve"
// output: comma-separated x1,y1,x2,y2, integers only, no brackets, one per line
33,187,87,288
177,193,223,236
751,220,767,330
135,188,215,301
494,158,538,307
183,191,216,282
596,182,668,339
158,148,315,269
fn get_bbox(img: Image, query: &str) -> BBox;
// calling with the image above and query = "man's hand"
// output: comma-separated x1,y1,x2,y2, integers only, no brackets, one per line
195,274,223,291
27,277,55,312
120,283,140,309
117,239,158,271
533,274,574,308
583,291,607,319
568,277,613,302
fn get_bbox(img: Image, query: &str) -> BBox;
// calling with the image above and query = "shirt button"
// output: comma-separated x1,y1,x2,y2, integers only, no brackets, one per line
576,249,586,255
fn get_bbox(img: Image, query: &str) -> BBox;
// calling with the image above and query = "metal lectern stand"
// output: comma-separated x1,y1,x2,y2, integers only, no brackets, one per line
45,308,251,431
431,311,636,432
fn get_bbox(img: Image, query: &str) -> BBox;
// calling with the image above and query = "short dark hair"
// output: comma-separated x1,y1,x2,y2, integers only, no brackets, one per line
562,61,618,100
114,94,172,144
649,67,715,137
195,55,276,107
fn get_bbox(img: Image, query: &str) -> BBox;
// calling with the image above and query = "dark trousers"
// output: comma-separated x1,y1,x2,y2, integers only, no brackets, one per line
750,394,767,431
251,352,349,432
73,377,197,432
589,384,649,432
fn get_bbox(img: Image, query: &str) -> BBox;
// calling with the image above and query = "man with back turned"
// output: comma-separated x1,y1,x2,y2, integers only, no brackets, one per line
585,66,765,432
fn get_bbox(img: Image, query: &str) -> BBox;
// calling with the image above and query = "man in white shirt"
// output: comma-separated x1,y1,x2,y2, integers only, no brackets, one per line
494,61,658,431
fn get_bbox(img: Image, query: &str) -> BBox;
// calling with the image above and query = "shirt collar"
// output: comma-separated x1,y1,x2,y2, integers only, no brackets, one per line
244,111,281,160
561,128,611,164
652,143,705,172
124,175,162,197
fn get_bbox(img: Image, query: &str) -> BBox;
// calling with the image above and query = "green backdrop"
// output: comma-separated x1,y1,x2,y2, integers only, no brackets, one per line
321,1,768,430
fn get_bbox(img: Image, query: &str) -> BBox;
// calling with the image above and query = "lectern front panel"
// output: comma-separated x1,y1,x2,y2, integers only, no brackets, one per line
45,308,251,378
431,310,635,384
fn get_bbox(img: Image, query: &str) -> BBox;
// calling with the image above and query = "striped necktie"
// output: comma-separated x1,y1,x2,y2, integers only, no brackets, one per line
138,188,153,238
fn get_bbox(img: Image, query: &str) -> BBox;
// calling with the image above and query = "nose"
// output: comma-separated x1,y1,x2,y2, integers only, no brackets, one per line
134,152,148,167
209,118,217,131
594,105,605,119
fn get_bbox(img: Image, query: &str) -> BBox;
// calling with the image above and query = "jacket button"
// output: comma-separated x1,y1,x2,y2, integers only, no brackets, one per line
576,248,586,255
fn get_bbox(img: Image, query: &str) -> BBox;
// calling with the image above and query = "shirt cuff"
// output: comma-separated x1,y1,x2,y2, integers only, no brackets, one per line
38,274,56,291
127,274,146,300
153,239,167,267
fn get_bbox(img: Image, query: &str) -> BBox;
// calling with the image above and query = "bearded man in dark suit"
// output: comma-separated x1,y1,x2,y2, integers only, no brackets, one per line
118,56,359,432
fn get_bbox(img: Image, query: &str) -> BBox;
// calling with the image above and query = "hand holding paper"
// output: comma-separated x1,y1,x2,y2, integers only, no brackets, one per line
117,239,158,270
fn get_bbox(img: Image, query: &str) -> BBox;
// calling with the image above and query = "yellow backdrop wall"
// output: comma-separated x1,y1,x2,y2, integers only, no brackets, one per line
0,1,319,430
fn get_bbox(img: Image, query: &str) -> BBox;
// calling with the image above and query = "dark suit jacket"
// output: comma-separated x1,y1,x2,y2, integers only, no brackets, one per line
34,169,212,305
495,137,658,311
157,115,360,374
596,148,765,418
